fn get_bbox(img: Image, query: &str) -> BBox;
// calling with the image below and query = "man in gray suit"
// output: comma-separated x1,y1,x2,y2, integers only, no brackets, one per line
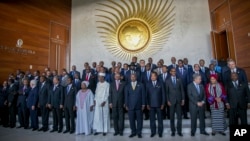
109,73,126,136
166,68,185,136
187,74,209,136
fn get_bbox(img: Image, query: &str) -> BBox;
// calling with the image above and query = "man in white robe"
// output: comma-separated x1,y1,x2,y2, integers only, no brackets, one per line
75,81,94,135
93,73,110,136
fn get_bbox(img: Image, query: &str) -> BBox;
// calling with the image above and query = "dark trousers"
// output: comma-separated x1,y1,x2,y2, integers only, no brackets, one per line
17,105,29,128
64,106,75,132
29,108,38,129
0,106,9,126
9,105,16,127
170,103,182,133
182,92,189,118
150,107,163,135
143,108,149,119
40,105,49,129
128,110,143,135
52,108,63,130
112,107,124,134
229,107,247,126
190,106,206,134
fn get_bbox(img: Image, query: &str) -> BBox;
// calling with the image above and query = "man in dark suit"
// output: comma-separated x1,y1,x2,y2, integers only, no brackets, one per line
0,81,9,127
72,73,81,91
183,58,193,80
109,73,126,136
148,57,157,71
168,57,177,72
27,80,39,131
166,68,185,136
141,63,151,120
176,59,190,119
7,79,18,128
125,63,140,83
17,78,30,129
158,65,170,119
69,65,80,79
187,74,209,136
206,63,221,83
83,66,97,94
63,77,77,134
125,74,145,138
48,76,64,133
131,56,140,69
38,76,50,132
137,60,146,83
121,63,129,82
190,64,207,86
223,59,248,85
226,72,250,126
199,59,209,75
146,72,165,138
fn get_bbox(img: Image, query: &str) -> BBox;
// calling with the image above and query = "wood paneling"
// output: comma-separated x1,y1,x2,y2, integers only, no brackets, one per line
0,0,71,82
208,0,250,81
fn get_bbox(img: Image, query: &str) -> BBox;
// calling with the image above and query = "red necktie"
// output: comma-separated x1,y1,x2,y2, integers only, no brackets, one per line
86,73,89,81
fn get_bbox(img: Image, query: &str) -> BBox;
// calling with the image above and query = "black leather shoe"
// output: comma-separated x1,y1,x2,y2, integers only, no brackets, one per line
212,132,216,136
17,126,23,128
38,128,44,131
129,134,136,138
138,134,142,138
94,133,99,136
63,130,69,134
150,134,155,137
114,133,119,136
201,132,209,136
178,133,183,136
159,134,162,138
119,133,123,136
50,129,57,133
191,133,195,136
219,132,226,136
70,131,75,134
58,130,62,133
103,133,106,136
171,133,175,136
43,128,48,132
184,116,189,119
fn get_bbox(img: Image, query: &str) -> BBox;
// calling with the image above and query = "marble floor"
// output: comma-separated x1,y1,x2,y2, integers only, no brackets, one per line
0,126,229,141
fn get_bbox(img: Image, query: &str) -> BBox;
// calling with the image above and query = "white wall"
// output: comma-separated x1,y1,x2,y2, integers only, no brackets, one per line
71,0,212,71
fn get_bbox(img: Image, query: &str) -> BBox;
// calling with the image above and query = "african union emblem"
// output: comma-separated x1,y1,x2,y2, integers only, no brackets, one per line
96,0,175,61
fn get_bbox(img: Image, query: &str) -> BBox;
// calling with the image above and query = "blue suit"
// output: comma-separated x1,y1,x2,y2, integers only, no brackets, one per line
69,71,80,79
146,81,165,135
27,87,39,129
125,82,145,135
184,64,193,82
17,86,30,128
72,79,81,91
168,64,177,73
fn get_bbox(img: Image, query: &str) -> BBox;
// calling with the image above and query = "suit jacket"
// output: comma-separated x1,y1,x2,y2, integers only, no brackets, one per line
150,63,157,71
146,81,165,107
109,81,126,108
168,64,178,72
125,82,145,110
200,67,209,75
190,71,207,86
226,81,250,109
142,70,153,85
69,70,80,79
48,84,64,108
72,79,82,91
27,87,39,108
64,84,77,108
166,77,185,104
38,82,50,106
0,87,8,107
7,84,18,105
124,70,140,84
184,64,193,82
187,82,206,109
83,73,97,93
17,85,30,107
176,67,189,89
158,73,171,85
223,67,248,85
60,75,69,87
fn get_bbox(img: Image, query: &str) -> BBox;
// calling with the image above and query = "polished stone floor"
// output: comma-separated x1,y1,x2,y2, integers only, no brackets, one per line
0,126,229,141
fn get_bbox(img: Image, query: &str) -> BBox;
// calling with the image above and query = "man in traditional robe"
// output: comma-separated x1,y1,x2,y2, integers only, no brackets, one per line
93,73,110,136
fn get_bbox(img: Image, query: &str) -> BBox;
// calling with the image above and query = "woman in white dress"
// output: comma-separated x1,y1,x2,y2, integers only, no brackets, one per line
75,81,94,135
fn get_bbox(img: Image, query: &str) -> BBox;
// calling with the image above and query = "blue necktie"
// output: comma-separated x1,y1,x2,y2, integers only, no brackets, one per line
196,84,200,94
67,86,70,94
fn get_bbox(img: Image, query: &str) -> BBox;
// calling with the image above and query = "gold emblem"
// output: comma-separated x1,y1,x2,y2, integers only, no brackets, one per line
96,0,175,61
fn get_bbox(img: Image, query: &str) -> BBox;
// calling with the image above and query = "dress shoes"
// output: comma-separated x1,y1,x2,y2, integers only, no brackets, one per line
129,134,136,138
201,132,209,136
178,133,183,136
138,134,142,138
171,133,175,136
150,134,155,137
63,130,69,134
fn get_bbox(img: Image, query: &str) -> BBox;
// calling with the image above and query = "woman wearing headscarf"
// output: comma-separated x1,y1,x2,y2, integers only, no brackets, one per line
75,81,95,135
205,74,227,136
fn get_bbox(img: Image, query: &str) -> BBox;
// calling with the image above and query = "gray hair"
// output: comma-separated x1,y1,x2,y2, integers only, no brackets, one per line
30,80,37,86
193,73,201,81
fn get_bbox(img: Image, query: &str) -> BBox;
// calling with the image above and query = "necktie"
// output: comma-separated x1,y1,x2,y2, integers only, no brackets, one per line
163,74,166,82
116,81,119,90
180,68,183,75
67,85,70,94
132,82,136,90
196,84,200,94
53,85,56,91
173,78,176,85
86,73,89,81
41,83,44,89
234,81,238,88
147,72,150,80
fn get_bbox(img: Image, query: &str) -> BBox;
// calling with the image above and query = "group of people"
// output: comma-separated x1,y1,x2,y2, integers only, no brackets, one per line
0,56,249,138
